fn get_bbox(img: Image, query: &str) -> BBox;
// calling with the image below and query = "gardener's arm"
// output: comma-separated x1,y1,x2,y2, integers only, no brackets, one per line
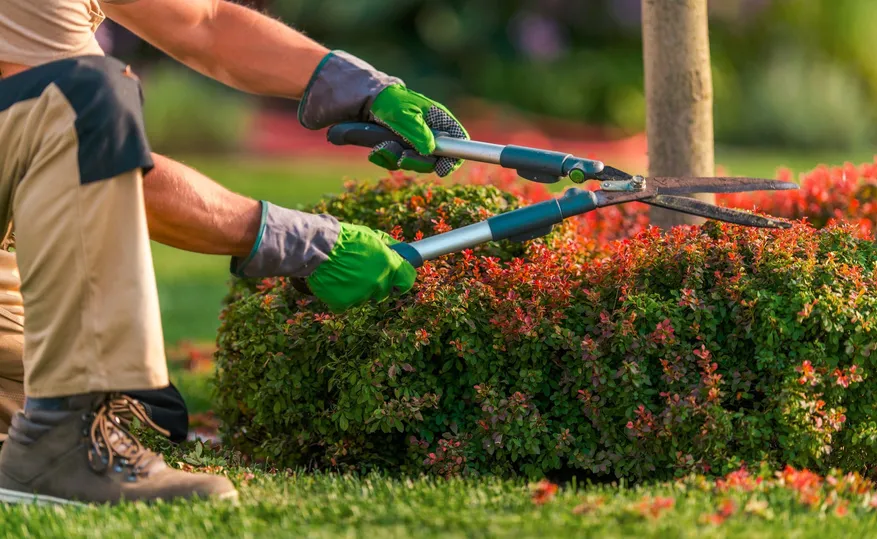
102,0,326,99
102,0,469,177
143,153,261,257
142,154,415,312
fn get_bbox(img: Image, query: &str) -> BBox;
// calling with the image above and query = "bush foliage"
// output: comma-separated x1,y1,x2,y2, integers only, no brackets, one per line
215,161,877,481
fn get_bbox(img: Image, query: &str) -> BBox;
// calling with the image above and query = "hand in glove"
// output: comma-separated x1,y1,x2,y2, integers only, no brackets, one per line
298,51,469,177
231,202,416,313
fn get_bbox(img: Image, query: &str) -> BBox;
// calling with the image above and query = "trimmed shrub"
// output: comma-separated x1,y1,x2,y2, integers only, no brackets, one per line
215,168,877,482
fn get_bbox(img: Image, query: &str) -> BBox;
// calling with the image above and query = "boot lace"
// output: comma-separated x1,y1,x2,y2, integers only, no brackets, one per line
86,394,171,479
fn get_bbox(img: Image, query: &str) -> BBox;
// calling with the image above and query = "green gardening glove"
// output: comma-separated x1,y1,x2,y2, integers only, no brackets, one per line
230,202,416,313
307,223,416,312
298,50,469,177
367,84,469,177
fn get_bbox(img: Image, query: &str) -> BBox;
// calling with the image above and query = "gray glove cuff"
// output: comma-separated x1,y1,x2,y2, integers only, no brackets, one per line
297,50,404,130
230,202,341,279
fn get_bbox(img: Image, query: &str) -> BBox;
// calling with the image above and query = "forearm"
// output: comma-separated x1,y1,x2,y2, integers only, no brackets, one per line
143,154,262,257
107,1,328,99
183,2,328,97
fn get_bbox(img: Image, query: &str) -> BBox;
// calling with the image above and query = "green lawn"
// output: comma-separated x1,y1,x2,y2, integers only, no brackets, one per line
152,148,877,345
3,468,875,538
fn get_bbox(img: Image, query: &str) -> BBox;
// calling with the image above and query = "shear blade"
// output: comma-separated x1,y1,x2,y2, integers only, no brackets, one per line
648,177,799,196
644,195,792,228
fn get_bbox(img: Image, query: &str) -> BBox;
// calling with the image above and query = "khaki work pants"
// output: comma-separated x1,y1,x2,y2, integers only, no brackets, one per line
0,250,24,440
0,55,169,425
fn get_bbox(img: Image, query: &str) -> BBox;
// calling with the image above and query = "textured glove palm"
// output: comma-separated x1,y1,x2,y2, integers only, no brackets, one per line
298,51,469,177
368,84,469,177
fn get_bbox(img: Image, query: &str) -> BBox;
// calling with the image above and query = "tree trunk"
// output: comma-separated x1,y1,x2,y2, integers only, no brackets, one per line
642,0,715,229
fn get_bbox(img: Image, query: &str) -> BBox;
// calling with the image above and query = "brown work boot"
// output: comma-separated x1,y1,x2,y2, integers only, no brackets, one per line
0,393,238,505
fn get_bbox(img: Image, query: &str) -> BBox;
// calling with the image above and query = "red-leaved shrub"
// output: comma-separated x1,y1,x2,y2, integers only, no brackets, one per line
718,160,877,237
215,159,877,481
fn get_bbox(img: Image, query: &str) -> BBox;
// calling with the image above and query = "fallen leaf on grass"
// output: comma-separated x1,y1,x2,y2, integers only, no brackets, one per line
704,498,737,525
572,496,606,515
529,480,558,505
175,461,226,475
716,466,762,493
633,496,675,519
777,466,823,507
827,471,874,497
744,497,773,520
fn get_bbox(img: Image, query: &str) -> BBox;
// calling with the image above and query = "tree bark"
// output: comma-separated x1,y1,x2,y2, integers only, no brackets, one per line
642,0,715,229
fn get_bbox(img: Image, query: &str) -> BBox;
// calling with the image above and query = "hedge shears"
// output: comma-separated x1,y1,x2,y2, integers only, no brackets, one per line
320,122,798,269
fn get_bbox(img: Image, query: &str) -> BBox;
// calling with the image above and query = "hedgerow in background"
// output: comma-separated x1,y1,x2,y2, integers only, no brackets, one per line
215,162,877,481
719,160,877,237
263,0,877,149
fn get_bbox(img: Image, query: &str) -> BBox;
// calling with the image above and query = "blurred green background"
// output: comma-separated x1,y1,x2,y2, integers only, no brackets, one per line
102,0,877,153
92,0,877,346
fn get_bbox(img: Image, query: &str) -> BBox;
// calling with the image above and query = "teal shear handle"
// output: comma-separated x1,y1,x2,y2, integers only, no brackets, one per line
292,124,603,295
387,188,599,268
292,190,595,293
327,122,605,184
325,122,606,268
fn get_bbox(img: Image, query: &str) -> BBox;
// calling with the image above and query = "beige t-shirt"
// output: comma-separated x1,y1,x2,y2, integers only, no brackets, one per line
0,0,134,66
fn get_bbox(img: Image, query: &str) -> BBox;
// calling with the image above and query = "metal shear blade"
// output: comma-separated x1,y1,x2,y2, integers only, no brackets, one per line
594,176,799,229
646,176,799,195
644,194,790,228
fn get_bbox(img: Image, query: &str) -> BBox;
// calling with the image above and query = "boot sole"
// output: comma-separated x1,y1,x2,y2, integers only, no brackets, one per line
0,487,86,507
0,486,239,506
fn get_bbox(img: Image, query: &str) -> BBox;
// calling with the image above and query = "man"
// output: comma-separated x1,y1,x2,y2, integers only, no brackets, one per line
0,0,468,505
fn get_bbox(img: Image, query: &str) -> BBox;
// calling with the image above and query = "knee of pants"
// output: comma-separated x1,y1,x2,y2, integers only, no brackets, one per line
52,55,154,185
0,250,23,385
0,309,24,439
0,330,23,384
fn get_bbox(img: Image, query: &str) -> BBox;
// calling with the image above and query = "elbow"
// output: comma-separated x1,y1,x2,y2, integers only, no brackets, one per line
158,1,222,67
170,4,250,90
